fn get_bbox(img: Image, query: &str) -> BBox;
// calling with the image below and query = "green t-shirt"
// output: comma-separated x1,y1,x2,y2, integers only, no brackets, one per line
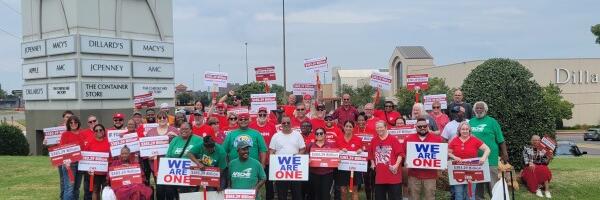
223,128,267,161
166,135,203,158
228,158,266,189
189,144,227,170
469,116,505,166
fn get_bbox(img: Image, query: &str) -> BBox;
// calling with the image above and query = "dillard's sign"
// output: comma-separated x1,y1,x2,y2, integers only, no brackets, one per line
555,68,600,84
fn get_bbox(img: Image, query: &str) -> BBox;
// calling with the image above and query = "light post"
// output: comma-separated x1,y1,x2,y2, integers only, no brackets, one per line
282,0,287,93
245,42,249,84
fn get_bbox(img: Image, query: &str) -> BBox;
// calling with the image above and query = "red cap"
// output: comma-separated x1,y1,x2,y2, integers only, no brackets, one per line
303,94,312,100
239,113,250,119
113,113,125,119
258,107,268,112
216,103,226,108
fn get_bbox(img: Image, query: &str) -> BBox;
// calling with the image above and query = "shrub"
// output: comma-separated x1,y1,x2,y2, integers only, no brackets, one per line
461,58,554,170
0,123,30,156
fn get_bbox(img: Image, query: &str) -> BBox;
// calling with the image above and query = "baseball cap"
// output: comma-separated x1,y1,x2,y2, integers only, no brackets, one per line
237,140,251,149
233,95,243,100
239,113,250,120
160,103,170,109
193,110,203,116
113,113,125,119
303,94,312,100
258,107,268,113
324,114,334,121
216,103,226,108
133,111,142,116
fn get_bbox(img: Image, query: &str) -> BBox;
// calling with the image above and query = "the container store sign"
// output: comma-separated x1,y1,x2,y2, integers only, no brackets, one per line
81,82,131,99
134,83,175,98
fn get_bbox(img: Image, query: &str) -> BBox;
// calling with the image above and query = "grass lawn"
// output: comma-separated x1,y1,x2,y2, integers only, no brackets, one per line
1,156,599,199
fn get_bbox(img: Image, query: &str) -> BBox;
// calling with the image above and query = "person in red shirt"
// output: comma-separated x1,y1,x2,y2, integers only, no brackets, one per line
355,113,376,200
324,115,342,144
188,100,207,122
83,124,110,200
429,100,450,133
332,93,359,129
191,111,214,138
364,103,382,133
80,115,99,147
300,121,315,146
248,107,277,200
404,117,444,200
132,111,144,127
108,113,126,131
207,117,225,144
448,122,490,200
369,121,404,200
59,116,85,200
374,101,402,127
211,103,229,130
311,103,327,129
282,94,297,118
306,127,337,200
223,113,240,136
335,120,364,200
291,103,310,129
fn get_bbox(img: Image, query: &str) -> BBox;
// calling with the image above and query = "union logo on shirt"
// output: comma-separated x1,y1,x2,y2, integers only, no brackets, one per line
471,124,487,133
232,168,252,178
201,154,215,166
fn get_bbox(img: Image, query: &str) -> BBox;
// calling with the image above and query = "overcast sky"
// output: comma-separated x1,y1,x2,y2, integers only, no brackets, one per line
0,0,599,92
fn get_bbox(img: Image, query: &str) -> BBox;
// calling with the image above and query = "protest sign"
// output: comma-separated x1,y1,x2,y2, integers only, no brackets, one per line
448,158,491,185
107,129,127,142
423,94,447,110
109,133,140,156
406,74,429,91
370,72,392,91
406,119,429,126
43,126,66,145
309,148,340,168
109,164,143,188
303,57,328,72
190,166,221,188
142,123,159,136
134,93,155,109
255,66,276,81
292,83,315,96
228,107,250,115
355,133,373,148
78,151,109,172
139,136,169,157
224,189,256,200
269,154,309,181
157,158,195,186
338,151,369,172
49,143,83,167
540,136,557,157
204,71,228,88
406,142,448,169
250,93,276,114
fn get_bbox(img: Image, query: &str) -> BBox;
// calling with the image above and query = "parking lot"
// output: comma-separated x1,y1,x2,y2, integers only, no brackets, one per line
558,133,600,155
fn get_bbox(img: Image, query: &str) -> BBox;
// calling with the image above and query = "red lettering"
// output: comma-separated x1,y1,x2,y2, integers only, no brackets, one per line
434,160,441,167
413,159,442,168
164,175,172,182
275,171,303,179
173,175,183,183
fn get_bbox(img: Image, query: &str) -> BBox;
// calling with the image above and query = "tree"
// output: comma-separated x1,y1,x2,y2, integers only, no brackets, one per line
592,24,600,44
542,84,574,129
0,86,6,99
394,77,453,115
233,82,286,106
461,58,555,170
176,92,194,106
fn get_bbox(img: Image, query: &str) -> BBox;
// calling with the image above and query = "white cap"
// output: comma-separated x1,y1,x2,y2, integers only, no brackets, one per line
160,103,170,109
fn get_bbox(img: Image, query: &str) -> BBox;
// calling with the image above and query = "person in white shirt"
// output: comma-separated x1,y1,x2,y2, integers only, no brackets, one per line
442,105,468,141
269,116,306,200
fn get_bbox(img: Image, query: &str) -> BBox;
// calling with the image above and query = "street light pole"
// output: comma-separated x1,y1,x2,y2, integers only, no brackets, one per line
282,0,287,93
245,42,249,84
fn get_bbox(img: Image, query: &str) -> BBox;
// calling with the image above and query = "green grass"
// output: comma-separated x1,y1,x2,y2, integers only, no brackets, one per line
1,156,600,199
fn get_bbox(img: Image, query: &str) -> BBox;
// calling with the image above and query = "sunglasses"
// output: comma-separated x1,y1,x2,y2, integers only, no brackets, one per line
94,129,104,132
113,119,124,122
317,107,325,111
88,120,97,123
385,105,393,108
229,118,237,121
281,122,291,125
209,122,218,126
296,109,305,111
238,118,249,121
258,114,268,117
432,106,441,109
69,121,78,124
315,132,325,135
416,125,428,129
343,99,350,101
158,117,167,120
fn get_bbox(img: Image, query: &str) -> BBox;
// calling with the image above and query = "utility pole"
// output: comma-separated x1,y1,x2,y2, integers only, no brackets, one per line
245,42,249,84
282,0,287,93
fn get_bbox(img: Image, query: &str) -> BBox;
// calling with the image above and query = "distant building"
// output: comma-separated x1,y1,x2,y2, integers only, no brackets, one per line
332,67,388,96
175,84,188,94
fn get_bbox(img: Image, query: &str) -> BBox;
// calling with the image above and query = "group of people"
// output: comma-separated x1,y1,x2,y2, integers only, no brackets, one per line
45,89,554,200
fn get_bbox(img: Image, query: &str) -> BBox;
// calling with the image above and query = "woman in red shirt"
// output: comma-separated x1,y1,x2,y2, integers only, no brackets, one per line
59,116,86,200
223,113,239,136
207,117,225,144
83,124,110,200
335,120,364,200
307,128,337,200
448,122,490,200
370,121,404,200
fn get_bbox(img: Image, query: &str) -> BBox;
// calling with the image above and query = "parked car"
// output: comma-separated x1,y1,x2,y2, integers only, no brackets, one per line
555,140,587,157
584,128,600,141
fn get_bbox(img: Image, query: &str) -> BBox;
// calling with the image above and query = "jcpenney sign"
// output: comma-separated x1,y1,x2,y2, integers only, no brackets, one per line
555,68,600,84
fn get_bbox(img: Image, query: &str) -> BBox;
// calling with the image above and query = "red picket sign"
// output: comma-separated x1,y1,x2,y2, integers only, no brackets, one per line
134,93,155,109
190,167,221,188
48,143,83,167
309,148,340,168
109,164,143,188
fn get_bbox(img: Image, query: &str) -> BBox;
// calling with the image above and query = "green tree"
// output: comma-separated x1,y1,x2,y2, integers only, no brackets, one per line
542,84,574,129
592,24,600,44
176,92,194,106
233,82,286,106
461,58,555,170
0,87,6,99
394,77,453,115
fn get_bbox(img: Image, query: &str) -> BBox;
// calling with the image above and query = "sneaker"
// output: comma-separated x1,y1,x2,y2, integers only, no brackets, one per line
536,189,544,197
544,191,552,198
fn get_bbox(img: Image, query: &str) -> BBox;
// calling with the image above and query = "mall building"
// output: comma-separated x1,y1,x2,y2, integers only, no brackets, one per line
388,46,600,126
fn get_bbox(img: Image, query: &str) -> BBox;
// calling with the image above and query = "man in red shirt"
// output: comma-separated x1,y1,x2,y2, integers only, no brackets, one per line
323,115,342,144
332,93,359,128
211,103,229,129
248,107,277,200
374,101,402,127
282,94,297,118
80,115,99,146
108,113,126,131
404,117,444,200
364,103,382,133
311,103,327,130
291,104,310,129
370,121,403,199
191,111,214,138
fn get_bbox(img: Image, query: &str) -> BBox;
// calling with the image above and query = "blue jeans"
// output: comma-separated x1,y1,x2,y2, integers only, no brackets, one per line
453,183,477,200
60,164,83,200
59,167,65,199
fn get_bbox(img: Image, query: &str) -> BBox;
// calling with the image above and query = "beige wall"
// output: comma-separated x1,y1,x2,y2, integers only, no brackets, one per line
408,58,600,126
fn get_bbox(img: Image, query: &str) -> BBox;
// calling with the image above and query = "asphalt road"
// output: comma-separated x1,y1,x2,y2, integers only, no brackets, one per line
557,133,600,155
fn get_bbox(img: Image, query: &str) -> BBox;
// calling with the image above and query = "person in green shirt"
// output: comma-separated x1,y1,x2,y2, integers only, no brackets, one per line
188,135,227,191
166,123,203,158
229,140,266,193
223,113,267,165
469,101,510,199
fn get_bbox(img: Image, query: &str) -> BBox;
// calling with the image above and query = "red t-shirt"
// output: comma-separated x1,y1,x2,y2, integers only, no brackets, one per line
324,126,342,144
249,121,277,146
84,137,110,175
431,112,450,132
192,124,215,138
211,114,229,130
374,110,402,126
370,135,404,184
365,116,382,133
291,116,310,128
403,133,444,179
335,135,363,151
59,131,87,148
222,124,239,137
354,126,376,149
283,105,296,118
448,136,483,159
302,133,315,146
311,118,327,131
80,128,94,147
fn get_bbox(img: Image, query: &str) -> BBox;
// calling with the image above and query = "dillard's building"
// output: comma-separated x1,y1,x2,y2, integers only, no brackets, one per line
388,46,600,127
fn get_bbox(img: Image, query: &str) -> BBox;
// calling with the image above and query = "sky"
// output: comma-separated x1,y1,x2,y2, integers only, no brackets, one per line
1,0,599,92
